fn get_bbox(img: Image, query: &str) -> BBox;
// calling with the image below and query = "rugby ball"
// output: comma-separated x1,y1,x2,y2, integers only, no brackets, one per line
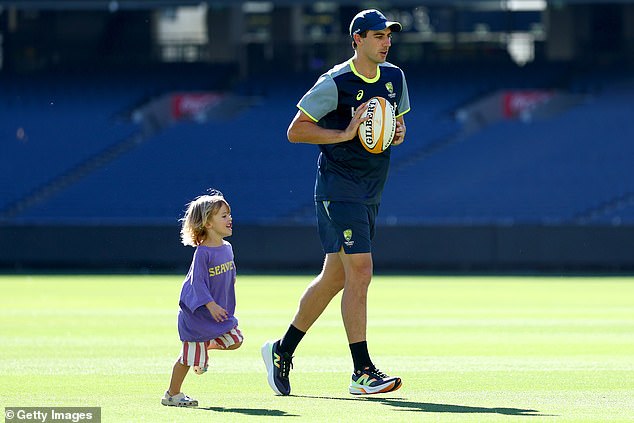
357,97,396,154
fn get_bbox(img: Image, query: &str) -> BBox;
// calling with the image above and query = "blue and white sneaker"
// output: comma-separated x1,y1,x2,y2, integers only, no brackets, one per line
349,367,402,395
261,340,293,395
161,391,198,407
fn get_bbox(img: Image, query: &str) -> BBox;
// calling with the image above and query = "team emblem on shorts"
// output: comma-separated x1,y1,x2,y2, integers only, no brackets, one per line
343,229,354,247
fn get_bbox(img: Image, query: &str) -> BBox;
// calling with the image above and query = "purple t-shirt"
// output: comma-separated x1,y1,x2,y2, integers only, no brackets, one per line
177,241,238,342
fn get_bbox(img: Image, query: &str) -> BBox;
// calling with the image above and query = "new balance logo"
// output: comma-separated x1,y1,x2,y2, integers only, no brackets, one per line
354,373,377,386
349,368,402,395
274,353,281,369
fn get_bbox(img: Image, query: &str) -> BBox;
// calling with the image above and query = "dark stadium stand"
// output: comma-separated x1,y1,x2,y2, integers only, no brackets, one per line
382,81,634,224
2,63,633,226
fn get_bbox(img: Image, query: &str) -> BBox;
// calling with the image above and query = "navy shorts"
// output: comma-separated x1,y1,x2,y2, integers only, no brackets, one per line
316,201,379,254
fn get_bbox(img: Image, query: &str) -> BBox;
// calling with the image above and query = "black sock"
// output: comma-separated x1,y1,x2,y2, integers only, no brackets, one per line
278,324,305,355
349,341,374,372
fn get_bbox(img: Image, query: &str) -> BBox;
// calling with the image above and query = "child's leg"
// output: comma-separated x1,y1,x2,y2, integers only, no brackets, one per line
168,341,208,395
208,327,244,351
208,340,243,350
168,360,190,396
207,339,243,350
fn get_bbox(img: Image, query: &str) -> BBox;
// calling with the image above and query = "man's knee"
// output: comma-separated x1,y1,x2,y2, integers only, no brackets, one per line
317,253,346,292
342,253,373,284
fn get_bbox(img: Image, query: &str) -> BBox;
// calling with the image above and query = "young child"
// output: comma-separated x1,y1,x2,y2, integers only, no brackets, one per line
162,190,243,407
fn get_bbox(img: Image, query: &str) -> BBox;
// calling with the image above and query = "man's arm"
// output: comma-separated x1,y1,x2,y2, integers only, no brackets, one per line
287,103,369,145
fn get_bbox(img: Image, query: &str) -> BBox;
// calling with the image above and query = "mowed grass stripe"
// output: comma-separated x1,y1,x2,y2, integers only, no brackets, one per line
1,274,633,422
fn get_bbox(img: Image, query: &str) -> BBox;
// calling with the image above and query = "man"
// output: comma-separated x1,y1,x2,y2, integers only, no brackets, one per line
262,9,410,396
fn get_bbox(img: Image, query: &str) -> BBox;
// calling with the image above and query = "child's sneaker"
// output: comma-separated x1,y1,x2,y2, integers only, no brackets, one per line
161,390,198,407
349,367,402,395
193,365,208,375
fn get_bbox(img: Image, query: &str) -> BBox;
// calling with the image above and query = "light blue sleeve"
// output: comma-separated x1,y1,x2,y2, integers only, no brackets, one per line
297,74,338,122
397,70,411,118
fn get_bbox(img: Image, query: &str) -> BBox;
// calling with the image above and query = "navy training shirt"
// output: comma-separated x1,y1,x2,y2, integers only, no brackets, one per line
297,59,410,205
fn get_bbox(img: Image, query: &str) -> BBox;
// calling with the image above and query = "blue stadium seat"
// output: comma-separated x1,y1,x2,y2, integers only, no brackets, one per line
2,63,633,225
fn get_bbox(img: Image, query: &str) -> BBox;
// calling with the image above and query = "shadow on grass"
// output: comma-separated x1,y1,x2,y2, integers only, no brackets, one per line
197,406,298,417
295,395,554,417
194,395,554,418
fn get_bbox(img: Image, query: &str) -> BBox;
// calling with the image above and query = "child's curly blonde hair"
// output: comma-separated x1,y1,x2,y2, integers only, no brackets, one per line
180,193,230,247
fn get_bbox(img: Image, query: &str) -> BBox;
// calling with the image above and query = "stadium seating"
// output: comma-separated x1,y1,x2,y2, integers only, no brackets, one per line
1,62,633,225
381,69,634,225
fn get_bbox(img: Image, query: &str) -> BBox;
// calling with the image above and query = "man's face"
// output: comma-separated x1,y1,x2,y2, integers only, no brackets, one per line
357,28,393,63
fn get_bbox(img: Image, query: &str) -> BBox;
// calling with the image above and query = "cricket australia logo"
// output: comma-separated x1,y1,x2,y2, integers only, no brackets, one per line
343,229,354,247
385,82,396,99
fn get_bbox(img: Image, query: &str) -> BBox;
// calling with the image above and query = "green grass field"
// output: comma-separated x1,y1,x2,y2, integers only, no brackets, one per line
1,274,633,422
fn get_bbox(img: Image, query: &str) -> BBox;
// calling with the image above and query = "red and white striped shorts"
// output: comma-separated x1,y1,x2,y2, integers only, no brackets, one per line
179,327,244,367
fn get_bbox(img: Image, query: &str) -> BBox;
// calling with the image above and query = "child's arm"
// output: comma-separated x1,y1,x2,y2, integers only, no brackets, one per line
205,301,228,322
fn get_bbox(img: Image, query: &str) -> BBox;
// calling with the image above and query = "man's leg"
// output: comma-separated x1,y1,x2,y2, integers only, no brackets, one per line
339,250,375,371
339,250,403,395
290,252,345,333
338,250,372,344
278,253,345,355
262,253,345,396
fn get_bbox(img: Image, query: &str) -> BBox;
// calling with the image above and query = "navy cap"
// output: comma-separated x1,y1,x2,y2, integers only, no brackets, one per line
349,9,402,36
